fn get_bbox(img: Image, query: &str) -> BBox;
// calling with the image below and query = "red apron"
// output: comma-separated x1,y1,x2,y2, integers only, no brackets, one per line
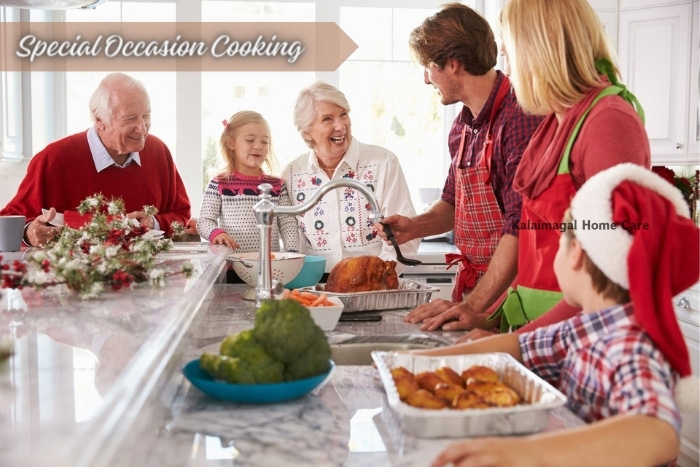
491,85,631,331
448,77,511,302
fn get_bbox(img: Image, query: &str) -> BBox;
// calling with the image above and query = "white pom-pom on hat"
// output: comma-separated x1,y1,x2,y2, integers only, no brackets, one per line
570,163,689,289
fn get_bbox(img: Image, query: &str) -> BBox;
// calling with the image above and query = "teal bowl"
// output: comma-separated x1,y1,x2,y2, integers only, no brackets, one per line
285,255,326,289
183,359,335,403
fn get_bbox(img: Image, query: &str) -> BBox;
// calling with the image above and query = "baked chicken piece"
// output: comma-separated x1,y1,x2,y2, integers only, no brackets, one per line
462,365,500,386
406,389,449,410
415,371,445,392
394,375,420,401
434,382,467,403
324,255,399,293
452,391,492,409
481,384,521,407
435,366,464,386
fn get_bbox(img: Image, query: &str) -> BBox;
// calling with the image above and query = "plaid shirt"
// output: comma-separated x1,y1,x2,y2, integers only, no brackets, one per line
520,302,681,433
441,71,542,237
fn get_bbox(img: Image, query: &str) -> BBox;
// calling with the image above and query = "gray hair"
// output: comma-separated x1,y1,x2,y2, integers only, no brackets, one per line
293,80,350,148
89,73,149,124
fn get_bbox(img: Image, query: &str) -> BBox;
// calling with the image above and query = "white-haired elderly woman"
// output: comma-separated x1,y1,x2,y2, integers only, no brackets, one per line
281,80,420,275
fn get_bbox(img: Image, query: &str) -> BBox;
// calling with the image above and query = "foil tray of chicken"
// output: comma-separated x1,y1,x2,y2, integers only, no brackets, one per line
371,351,567,438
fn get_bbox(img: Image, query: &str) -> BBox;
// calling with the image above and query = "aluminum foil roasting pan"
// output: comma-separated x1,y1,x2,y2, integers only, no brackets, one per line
311,278,439,312
372,351,567,438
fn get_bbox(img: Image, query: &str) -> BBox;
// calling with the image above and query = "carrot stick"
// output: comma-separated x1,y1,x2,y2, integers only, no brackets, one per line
310,293,327,307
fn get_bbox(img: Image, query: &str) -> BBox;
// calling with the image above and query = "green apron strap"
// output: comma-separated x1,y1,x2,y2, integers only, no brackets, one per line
488,286,564,332
558,85,625,175
558,59,645,175
595,58,645,124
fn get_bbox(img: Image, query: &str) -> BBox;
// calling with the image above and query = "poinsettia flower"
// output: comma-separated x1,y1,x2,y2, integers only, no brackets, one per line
651,166,675,185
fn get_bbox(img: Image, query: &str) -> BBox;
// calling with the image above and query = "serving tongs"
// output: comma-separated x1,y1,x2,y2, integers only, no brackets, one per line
381,223,422,266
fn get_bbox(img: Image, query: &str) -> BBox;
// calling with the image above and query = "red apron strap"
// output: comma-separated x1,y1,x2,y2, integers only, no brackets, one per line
446,253,489,301
482,76,511,184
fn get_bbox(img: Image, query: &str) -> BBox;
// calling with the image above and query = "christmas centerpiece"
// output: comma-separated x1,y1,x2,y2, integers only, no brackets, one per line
652,166,699,225
0,193,194,299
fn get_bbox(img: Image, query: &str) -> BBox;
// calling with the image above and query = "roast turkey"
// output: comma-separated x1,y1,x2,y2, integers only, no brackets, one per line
324,255,399,293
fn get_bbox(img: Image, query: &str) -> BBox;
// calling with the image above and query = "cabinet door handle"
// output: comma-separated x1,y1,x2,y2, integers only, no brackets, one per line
676,143,682,150
677,296,691,309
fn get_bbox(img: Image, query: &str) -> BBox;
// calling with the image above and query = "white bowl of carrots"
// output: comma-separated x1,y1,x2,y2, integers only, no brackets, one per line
283,289,344,331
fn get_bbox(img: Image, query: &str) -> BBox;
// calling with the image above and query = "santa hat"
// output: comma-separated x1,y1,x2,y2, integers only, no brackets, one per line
570,163,699,408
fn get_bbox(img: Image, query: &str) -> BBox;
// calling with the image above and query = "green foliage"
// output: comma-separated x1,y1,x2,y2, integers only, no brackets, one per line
0,193,192,299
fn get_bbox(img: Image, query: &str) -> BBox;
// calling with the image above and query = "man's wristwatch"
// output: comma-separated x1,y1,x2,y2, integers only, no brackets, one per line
22,222,33,246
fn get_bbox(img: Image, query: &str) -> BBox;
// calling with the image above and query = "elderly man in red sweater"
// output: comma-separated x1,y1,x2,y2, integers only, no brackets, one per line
1,73,192,247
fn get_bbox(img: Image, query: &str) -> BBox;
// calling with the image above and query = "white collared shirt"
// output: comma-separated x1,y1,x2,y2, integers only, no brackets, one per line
87,126,141,172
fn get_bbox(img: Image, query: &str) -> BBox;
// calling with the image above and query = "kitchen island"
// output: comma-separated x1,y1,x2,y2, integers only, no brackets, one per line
0,247,583,467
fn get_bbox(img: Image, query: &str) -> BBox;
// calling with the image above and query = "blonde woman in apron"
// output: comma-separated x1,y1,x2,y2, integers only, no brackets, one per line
486,0,650,334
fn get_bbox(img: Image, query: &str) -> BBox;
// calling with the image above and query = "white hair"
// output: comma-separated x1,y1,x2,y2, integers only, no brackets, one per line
89,73,149,124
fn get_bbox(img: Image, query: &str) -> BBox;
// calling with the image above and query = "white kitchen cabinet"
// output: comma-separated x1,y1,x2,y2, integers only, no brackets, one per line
688,0,699,161
675,281,700,467
618,0,698,164
589,0,620,50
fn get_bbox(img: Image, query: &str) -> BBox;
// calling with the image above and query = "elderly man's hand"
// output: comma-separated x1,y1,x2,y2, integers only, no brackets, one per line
184,218,198,235
26,208,60,247
126,211,155,230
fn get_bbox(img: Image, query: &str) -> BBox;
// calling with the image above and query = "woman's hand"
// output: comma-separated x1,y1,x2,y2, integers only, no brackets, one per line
405,299,490,332
212,232,239,249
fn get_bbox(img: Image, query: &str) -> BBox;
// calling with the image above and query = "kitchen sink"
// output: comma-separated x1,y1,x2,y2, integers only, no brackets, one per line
329,336,449,365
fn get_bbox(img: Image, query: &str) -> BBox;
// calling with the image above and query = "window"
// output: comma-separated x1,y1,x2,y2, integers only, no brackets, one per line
5,0,501,218
0,7,24,161
339,5,453,211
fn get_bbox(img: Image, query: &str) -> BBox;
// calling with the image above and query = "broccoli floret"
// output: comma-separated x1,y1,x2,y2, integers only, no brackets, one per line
284,325,331,381
253,298,319,363
220,329,265,359
199,351,284,384
200,298,330,385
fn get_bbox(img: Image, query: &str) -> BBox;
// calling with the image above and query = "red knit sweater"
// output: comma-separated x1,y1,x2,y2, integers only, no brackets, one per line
1,131,191,235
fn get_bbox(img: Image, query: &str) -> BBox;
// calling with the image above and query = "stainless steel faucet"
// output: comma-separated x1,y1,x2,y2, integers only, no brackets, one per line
253,178,384,305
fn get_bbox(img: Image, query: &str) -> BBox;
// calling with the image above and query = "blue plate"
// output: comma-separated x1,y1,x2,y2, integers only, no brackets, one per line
182,358,335,404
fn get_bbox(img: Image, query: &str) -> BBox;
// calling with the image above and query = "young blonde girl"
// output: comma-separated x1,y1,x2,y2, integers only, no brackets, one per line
197,111,300,252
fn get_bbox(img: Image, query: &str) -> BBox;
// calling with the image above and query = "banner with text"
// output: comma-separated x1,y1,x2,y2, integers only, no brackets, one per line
0,22,358,71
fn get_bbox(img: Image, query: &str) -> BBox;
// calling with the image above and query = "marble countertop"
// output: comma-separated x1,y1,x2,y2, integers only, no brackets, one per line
111,285,583,467
0,249,583,467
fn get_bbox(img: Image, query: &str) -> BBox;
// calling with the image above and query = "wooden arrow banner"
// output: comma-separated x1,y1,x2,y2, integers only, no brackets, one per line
0,22,358,71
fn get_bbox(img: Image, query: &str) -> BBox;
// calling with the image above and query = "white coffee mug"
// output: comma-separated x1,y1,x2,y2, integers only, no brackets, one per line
0,215,26,252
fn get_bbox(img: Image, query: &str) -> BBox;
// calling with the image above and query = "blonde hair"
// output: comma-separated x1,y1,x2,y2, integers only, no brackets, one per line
212,110,278,178
293,80,350,149
500,0,618,115
562,209,630,303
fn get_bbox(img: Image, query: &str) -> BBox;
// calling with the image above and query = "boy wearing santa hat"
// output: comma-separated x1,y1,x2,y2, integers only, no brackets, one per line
412,163,699,466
